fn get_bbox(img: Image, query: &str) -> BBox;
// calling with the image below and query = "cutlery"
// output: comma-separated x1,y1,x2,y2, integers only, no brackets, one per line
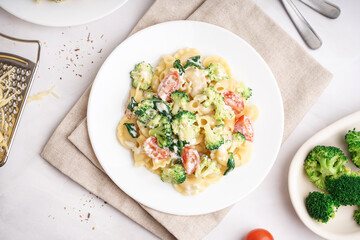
298,0,341,19
281,0,322,49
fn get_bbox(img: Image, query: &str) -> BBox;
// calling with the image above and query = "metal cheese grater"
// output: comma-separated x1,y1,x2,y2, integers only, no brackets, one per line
0,33,40,167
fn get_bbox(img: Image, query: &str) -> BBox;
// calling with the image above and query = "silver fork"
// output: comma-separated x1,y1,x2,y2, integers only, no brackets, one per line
299,0,340,19
281,0,322,49
281,0,341,49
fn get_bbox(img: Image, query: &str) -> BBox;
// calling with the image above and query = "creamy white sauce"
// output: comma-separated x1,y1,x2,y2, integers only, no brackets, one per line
210,141,231,165
188,138,196,145
169,149,179,160
125,141,142,154
185,68,207,97
156,102,168,112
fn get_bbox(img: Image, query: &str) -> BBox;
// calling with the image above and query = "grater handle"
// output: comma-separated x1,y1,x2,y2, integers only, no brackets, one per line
0,33,41,67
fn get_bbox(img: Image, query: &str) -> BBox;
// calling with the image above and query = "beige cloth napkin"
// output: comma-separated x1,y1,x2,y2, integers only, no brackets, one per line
41,0,333,239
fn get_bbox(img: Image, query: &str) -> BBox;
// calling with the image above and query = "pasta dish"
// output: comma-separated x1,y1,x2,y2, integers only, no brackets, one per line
117,48,259,195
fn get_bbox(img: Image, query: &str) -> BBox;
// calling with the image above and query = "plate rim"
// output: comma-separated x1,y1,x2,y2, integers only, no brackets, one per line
0,0,128,27
87,20,284,215
288,110,360,240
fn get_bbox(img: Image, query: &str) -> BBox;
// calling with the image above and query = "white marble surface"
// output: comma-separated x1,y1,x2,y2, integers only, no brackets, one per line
0,0,359,239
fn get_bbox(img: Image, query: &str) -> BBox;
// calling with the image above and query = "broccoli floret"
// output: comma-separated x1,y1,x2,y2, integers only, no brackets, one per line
228,132,246,153
202,86,234,121
206,63,229,82
147,114,162,128
134,99,154,116
161,164,186,184
170,90,189,115
130,62,153,91
354,207,360,225
134,98,171,124
173,59,185,75
183,56,204,69
305,191,337,223
325,172,360,206
202,86,219,108
304,146,348,190
171,111,200,143
195,155,221,178
153,99,172,117
203,124,224,150
137,109,157,124
134,99,157,124
143,90,158,99
148,114,173,148
236,81,252,100
345,129,360,168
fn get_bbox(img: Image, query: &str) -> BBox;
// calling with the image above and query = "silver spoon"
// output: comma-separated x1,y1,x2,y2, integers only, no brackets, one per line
298,0,341,19
281,0,322,49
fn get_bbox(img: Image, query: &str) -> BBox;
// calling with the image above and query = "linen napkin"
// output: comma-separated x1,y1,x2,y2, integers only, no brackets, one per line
41,0,333,239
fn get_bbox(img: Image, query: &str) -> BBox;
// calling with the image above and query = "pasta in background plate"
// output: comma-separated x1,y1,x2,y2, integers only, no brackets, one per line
117,48,259,195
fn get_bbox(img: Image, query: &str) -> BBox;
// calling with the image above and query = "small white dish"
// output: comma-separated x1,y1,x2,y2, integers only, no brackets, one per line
0,0,128,27
87,20,284,215
289,111,360,240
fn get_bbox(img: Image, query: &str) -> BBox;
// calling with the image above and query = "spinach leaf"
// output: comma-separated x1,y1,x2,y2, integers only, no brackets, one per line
173,59,185,75
127,97,138,111
124,123,138,138
224,152,235,175
184,55,205,69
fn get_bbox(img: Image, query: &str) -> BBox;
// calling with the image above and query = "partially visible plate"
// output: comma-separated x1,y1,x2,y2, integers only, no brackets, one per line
0,0,128,27
289,111,360,240
87,20,284,215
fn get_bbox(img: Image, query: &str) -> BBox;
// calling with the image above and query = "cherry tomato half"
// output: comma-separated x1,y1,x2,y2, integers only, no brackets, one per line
222,91,245,114
143,137,170,160
157,71,181,101
234,115,254,142
182,147,200,175
245,228,274,240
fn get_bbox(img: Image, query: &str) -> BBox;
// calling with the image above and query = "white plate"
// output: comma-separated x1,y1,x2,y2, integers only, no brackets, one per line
289,111,360,240
87,20,284,215
0,0,128,27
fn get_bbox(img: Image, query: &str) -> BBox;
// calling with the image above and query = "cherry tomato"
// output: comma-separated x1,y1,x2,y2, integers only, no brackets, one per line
245,228,274,240
182,147,200,175
157,71,181,101
143,137,170,160
234,115,254,142
222,91,245,114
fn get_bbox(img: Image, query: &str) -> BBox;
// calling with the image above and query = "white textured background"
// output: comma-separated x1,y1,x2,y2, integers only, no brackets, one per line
0,0,359,239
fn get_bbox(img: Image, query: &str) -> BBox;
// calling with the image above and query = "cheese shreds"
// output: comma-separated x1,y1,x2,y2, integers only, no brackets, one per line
0,68,16,109
27,86,59,103
0,68,17,152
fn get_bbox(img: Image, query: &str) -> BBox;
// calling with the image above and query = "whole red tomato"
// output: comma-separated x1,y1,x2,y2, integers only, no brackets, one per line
245,228,274,240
